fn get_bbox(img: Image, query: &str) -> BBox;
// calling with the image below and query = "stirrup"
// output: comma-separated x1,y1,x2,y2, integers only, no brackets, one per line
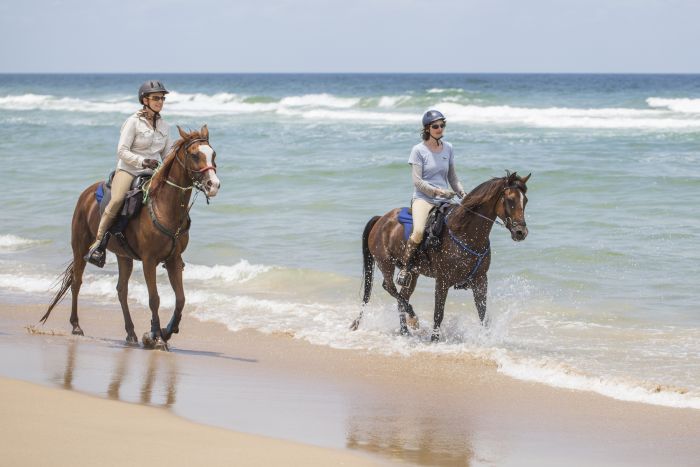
84,243,106,268
396,269,412,287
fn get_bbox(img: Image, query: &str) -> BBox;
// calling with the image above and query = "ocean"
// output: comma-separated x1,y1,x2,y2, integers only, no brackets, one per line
0,73,698,409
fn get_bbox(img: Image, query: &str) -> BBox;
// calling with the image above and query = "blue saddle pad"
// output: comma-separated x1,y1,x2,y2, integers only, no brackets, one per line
397,207,413,241
95,183,104,203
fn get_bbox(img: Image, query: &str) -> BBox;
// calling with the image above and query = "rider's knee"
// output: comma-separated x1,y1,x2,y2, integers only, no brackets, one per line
410,231,423,244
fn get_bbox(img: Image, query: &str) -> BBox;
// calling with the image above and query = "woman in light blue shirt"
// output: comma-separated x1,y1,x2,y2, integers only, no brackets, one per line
396,110,466,286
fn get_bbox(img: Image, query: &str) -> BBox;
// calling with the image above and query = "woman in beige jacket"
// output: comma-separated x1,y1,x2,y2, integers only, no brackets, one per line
85,80,172,267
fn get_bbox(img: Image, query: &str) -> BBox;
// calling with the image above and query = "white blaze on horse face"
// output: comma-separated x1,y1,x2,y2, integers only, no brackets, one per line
198,145,220,197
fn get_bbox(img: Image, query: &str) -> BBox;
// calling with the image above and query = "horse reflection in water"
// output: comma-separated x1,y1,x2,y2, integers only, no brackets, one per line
56,339,178,408
352,171,530,340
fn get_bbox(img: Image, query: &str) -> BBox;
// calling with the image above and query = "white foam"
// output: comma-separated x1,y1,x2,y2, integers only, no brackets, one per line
0,234,44,251
493,350,700,409
279,93,360,108
647,97,700,114
183,260,272,283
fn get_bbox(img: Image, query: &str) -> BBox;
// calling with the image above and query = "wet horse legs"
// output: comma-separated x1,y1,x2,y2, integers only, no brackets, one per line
141,259,167,350
162,256,185,342
116,255,138,344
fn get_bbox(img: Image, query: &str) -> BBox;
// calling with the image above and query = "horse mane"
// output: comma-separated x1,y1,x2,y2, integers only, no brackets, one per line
461,177,508,210
148,129,205,197
461,172,528,210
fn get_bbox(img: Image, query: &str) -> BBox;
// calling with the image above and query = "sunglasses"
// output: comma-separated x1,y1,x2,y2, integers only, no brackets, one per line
431,123,446,129
147,95,166,102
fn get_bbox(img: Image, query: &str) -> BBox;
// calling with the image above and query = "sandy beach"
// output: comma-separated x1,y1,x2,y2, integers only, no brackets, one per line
1,300,699,466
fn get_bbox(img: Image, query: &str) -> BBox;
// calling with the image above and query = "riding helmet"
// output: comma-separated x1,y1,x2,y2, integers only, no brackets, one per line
138,80,169,104
422,109,446,127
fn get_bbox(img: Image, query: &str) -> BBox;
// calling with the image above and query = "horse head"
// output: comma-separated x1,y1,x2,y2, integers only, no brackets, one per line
176,125,221,198
496,171,530,241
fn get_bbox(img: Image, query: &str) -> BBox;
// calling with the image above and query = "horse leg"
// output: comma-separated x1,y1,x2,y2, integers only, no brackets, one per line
141,259,167,351
377,260,413,335
472,274,489,326
431,279,450,342
399,273,419,330
116,255,138,344
69,253,87,336
161,256,185,342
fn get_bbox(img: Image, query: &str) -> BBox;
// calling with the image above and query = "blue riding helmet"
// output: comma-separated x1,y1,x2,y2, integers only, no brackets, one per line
422,109,446,127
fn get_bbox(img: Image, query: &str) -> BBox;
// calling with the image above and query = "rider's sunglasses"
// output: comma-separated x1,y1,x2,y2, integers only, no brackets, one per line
148,95,166,102
431,123,446,129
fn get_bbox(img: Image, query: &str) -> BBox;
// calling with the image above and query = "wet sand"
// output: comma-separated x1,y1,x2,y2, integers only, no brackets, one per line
1,301,700,466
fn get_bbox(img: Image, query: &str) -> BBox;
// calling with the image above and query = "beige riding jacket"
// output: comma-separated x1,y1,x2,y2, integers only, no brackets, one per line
116,110,172,176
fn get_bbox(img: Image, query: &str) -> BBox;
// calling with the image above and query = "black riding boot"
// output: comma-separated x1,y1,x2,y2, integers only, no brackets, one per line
84,234,110,268
396,239,420,286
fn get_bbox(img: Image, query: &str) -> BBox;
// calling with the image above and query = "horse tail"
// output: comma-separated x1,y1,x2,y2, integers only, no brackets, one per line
40,262,74,324
361,216,380,304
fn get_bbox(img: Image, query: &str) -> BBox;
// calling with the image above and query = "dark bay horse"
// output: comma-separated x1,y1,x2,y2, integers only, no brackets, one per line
40,125,220,350
351,171,530,341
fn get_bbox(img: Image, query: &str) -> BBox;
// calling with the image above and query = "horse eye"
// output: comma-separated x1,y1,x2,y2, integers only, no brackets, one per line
191,153,200,161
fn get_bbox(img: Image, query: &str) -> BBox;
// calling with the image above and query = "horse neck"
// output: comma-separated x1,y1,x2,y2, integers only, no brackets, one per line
152,152,193,221
447,195,499,246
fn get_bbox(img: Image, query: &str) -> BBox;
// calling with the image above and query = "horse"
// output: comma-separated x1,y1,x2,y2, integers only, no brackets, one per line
351,171,530,341
40,125,220,350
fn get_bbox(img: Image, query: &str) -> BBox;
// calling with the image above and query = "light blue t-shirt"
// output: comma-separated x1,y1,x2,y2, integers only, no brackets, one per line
408,141,454,203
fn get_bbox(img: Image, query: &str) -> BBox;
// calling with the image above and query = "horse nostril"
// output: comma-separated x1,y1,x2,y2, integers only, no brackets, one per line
206,180,213,188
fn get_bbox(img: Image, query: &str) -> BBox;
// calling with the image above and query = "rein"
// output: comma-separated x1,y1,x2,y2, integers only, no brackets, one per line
442,182,523,280
141,138,212,264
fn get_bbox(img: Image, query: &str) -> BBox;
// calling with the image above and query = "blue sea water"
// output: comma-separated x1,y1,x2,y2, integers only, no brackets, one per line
0,73,699,408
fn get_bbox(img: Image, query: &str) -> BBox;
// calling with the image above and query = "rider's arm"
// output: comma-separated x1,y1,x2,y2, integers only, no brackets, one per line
447,163,465,195
117,117,148,168
411,163,440,197
160,131,172,160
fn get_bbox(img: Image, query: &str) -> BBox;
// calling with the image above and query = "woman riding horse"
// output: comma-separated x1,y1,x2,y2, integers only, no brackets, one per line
397,110,467,286
85,80,173,267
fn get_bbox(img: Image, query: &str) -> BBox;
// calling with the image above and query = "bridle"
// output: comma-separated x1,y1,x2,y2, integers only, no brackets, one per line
167,137,217,204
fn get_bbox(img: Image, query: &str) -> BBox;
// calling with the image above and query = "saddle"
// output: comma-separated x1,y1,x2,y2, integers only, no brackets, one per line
94,171,151,259
397,202,452,251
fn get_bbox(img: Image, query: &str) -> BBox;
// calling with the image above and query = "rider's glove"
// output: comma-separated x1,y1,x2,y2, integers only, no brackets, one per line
143,159,159,170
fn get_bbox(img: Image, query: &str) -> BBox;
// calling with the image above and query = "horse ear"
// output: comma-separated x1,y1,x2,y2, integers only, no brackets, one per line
521,173,531,184
177,125,189,140
200,124,209,140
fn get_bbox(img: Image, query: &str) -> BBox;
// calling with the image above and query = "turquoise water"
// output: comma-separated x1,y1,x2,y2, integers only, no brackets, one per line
0,74,699,408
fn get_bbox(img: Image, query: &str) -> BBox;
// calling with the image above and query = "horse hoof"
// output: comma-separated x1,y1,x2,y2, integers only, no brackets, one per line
406,316,419,330
126,334,138,345
399,326,410,336
72,327,84,336
154,337,169,352
430,330,441,342
142,332,156,349
349,319,360,331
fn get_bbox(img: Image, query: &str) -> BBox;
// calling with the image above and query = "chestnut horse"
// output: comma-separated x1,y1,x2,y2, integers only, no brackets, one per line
40,125,220,350
351,171,530,341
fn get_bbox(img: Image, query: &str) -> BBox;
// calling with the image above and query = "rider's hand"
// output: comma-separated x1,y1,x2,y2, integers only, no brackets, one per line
458,191,467,199
436,189,456,198
143,159,159,170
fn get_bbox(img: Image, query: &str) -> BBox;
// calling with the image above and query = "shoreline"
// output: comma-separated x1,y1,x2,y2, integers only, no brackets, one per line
2,301,700,465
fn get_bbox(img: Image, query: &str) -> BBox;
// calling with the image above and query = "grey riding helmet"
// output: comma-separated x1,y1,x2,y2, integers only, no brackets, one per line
138,80,169,104
422,109,446,126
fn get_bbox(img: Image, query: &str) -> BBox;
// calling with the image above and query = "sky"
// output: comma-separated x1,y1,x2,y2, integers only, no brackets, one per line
1,0,699,73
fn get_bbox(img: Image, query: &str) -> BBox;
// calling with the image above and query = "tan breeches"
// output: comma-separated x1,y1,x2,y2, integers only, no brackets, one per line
96,170,135,241
409,198,434,244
